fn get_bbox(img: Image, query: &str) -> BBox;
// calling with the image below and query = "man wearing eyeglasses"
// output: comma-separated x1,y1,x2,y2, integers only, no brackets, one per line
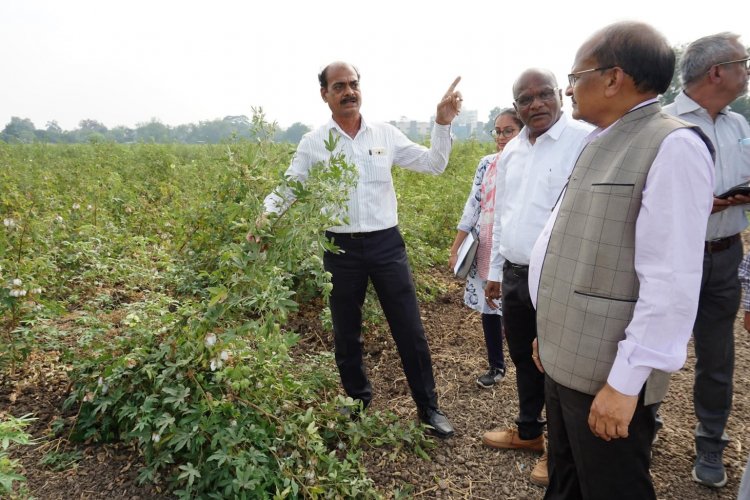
661,32,750,489
480,68,593,487
527,22,714,499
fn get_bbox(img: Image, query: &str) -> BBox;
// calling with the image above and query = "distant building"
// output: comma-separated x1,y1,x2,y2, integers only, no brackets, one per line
446,109,483,140
389,116,432,141
389,110,486,142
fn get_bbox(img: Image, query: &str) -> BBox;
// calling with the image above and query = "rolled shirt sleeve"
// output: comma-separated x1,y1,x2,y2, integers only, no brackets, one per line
393,123,452,174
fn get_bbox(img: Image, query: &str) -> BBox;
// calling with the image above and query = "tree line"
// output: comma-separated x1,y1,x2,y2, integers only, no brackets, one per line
0,114,312,144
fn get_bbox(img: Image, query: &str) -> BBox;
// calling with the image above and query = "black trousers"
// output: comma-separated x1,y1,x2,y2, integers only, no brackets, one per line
481,313,505,371
651,238,742,451
693,239,741,452
544,376,656,500
502,262,546,439
323,226,438,410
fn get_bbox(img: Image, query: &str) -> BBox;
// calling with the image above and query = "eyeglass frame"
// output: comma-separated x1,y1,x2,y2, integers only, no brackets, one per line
567,65,616,87
513,88,560,108
711,57,750,72
490,127,519,139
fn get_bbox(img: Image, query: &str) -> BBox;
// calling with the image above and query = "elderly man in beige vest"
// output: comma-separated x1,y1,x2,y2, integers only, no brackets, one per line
528,22,715,499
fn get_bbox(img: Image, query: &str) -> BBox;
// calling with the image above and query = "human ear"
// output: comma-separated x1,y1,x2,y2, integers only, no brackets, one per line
603,67,625,98
707,66,721,83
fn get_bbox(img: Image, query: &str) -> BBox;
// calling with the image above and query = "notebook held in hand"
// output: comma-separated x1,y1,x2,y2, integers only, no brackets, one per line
453,231,479,279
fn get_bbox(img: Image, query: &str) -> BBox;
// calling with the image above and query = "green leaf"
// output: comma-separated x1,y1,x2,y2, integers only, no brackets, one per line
177,462,201,486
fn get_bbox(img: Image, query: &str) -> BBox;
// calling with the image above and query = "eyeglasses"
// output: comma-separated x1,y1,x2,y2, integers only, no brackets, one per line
713,57,750,71
567,66,616,87
491,127,518,139
514,89,559,108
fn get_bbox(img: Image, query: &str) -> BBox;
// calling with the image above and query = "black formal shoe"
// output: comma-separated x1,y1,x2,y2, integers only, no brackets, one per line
338,399,370,421
418,407,454,438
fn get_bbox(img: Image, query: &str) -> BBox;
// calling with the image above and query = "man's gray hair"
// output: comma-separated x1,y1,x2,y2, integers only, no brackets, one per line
680,32,743,86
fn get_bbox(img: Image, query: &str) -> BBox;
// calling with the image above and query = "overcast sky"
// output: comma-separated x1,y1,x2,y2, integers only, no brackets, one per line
2,1,748,131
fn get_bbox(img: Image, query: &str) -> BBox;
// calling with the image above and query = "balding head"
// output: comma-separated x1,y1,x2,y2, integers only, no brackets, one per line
512,68,562,141
513,68,558,99
319,62,360,89
582,21,674,94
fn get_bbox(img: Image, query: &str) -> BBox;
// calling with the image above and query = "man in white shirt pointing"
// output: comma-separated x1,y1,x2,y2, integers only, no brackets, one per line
253,61,462,437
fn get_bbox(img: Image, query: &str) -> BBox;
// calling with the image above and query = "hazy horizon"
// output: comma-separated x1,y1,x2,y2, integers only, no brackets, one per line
2,1,748,132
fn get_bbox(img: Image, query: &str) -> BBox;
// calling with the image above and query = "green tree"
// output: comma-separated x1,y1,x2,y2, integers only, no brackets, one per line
110,125,135,143
172,123,196,143
731,96,750,122
660,46,685,106
44,120,64,143
135,119,171,142
78,119,108,135
278,122,310,143
1,117,37,143
483,106,503,139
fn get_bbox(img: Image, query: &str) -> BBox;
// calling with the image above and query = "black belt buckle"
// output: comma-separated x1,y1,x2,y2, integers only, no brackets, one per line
350,232,366,239
505,261,529,275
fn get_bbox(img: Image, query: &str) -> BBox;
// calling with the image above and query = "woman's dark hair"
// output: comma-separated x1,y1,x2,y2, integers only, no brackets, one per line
495,107,523,130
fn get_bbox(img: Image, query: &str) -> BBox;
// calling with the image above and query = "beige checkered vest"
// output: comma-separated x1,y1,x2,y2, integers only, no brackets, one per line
536,102,712,405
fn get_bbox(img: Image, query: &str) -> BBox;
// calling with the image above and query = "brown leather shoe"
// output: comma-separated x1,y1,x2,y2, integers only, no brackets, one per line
482,428,544,452
530,452,549,487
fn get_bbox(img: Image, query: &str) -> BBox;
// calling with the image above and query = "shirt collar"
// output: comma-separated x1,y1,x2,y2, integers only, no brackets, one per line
590,98,660,140
674,90,731,116
327,116,367,138
520,111,570,144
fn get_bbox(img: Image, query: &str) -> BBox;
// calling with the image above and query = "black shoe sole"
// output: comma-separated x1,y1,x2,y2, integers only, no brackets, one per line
476,379,499,389
426,427,455,439
692,468,727,488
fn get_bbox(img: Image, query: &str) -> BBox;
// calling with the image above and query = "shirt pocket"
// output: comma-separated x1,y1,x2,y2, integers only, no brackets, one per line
588,183,635,224
364,155,392,183
547,172,570,199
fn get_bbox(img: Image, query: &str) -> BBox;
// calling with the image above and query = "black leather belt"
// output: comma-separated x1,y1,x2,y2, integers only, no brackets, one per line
326,227,392,240
704,233,740,253
504,261,529,271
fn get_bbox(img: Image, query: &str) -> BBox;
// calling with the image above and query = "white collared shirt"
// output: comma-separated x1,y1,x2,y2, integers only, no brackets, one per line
487,112,593,281
264,117,452,233
664,91,750,240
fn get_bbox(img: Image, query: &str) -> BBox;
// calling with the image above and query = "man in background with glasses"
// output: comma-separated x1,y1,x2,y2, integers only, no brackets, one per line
481,69,592,487
662,32,750,489
528,21,714,499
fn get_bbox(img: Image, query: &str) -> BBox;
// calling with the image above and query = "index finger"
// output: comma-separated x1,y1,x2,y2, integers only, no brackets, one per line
443,76,461,97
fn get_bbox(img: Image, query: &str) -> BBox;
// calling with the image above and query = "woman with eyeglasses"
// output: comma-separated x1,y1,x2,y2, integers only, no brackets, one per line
449,108,523,388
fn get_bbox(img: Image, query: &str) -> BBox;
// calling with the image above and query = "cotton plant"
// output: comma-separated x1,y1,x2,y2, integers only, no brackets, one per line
1,270,46,374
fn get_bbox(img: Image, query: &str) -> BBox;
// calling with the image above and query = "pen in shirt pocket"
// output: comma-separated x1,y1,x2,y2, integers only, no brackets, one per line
369,147,386,156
